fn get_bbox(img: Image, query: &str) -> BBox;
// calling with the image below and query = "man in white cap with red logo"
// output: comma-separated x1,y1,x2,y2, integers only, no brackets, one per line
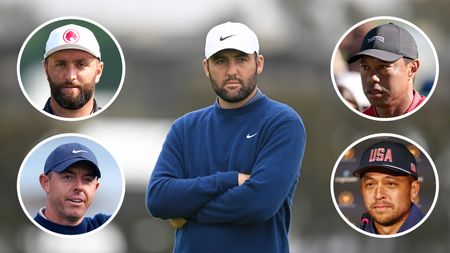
146,22,306,253
43,24,103,118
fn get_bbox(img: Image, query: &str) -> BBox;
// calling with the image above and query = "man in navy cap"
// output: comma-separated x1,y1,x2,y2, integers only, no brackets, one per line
348,23,425,118
353,140,423,235
35,142,110,235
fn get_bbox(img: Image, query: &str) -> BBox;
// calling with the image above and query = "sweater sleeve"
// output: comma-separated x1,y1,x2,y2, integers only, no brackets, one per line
146,121,239,220
192,116,306,224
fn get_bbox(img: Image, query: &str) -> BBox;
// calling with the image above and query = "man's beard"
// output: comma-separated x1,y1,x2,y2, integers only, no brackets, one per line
209,71,257,103
367,201,411,228
48,78,94,110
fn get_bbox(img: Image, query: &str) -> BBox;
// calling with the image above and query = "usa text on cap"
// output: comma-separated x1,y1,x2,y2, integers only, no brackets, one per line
44,24,101,59
353,140,418,179
44,142,101,178
205,22,259,59
348,23,418,63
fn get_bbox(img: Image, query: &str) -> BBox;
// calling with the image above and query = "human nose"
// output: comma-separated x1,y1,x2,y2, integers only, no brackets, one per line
64,65,78,82
72,177,85,192
374,184,386,200
366,69,380,84
225,61,238,76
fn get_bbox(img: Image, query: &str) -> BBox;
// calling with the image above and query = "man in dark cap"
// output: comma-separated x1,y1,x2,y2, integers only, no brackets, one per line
348,23,425,118
353,140,423,235
35,142,110,235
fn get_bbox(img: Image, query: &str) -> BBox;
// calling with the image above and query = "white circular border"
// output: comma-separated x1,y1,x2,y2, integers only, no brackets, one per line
16,16,126,122
330,16,439,122
330,133,439,238
16,133,126,238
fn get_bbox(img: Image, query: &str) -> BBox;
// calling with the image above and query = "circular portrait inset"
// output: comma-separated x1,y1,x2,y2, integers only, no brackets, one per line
17,133,125,237
17,16,125,121
331,16,438,121
331,133,438,238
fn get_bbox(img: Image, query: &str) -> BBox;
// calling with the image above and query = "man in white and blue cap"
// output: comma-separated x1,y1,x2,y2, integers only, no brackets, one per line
35,142,110,235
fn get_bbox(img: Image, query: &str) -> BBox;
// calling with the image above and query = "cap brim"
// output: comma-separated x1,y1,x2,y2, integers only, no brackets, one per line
348,49,403,63
353,165,416,179
50,158,101,178
206,46,256,59
45,44,100,59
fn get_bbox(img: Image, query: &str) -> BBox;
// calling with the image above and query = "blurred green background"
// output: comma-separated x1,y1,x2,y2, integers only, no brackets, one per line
1,0,449,252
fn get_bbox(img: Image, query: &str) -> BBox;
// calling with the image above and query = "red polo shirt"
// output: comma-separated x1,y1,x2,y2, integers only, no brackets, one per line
363,90,426,117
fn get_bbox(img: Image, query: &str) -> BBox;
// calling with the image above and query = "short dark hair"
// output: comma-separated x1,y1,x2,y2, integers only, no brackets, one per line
403,57,414,65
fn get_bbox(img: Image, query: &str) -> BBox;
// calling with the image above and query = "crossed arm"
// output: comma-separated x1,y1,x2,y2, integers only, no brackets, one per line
167,173,250,228
146,118,305,226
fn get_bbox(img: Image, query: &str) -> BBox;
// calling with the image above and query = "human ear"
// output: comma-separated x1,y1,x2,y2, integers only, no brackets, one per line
410,180,420,201
39,173,50,193
202,59,210,78
95,61,104,83
257,54,264,75
408,59,420,79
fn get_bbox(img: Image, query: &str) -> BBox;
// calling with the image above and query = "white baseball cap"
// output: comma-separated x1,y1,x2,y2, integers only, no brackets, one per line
44,24,101,59
205,22,259,59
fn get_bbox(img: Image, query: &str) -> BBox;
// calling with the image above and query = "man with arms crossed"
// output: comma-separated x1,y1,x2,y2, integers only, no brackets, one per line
353,140,423,235
146,22,306,252
43,24,103,118
35,142,110,235
348,23,425,118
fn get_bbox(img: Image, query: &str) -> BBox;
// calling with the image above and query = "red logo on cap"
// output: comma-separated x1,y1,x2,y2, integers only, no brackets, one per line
63,29,80,43
411,163,416,173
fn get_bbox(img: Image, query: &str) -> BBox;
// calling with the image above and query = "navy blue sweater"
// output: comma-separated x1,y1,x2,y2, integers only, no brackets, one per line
34,212,111,235
146,95,306,253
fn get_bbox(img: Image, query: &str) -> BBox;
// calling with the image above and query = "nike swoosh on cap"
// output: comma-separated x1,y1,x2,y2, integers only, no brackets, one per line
220,35,235,41
72,149,88,154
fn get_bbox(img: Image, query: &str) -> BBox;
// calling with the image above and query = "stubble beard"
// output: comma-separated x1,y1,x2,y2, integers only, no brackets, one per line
369,206,410,227
209,71,257,103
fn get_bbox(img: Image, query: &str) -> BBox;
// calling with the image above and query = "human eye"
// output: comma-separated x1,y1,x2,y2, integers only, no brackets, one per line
77,61,88,69
364,181,375,189
62,174,73,181
83,176,96,184
54,61,65,68
237,56,248,63
379,63,392,71
214,58,226,65
385,180,398,188
360,64,369,71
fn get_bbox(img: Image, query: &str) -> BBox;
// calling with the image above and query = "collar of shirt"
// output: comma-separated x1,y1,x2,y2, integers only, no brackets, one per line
38,207,48,220
43,98,101,115
365,89,425,117
397,203,424,233
404,89,426,114
364,203,424,234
